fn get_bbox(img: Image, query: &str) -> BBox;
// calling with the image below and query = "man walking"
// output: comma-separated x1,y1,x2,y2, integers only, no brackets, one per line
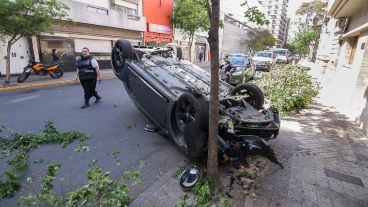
76,47,102,109
199,51,204,62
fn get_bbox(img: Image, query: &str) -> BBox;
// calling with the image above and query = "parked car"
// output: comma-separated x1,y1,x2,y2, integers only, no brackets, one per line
226,53,254,85
272,48,289,64
252,51,276,71
111,40,281,165
288,53,301,64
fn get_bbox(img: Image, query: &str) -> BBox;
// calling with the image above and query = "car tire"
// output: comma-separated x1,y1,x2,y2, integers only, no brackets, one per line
230,83,264,110
111,40,133,74
165,43,183,60
175,93,209,131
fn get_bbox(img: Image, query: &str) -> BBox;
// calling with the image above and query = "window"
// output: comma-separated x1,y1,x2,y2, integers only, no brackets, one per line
116,5,137,15
87,6,108,15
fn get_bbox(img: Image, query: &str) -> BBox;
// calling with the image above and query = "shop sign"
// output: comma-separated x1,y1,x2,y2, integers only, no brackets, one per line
149,24,171,34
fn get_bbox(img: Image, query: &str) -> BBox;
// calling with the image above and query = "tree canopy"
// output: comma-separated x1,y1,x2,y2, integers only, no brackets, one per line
0,0,69,41
0,0,69,84
296,0,327,26
241,1,270,26
249,30,276,54
290,30,318,56
171,0,210,61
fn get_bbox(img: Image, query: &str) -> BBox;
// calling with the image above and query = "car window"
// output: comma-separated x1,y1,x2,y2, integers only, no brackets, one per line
228,56,247,66
273,50,287,56
255,52,272,58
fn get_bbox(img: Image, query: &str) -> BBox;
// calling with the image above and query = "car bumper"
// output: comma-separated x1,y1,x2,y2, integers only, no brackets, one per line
255,64,271,71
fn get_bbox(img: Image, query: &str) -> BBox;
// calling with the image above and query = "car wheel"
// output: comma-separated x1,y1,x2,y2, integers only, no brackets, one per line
165,43,183,60
172,93,209,157
111,40,133,74
230,83,264,110
175,93,209,131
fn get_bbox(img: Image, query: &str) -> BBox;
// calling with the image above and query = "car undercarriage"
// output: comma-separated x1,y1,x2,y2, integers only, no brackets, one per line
111,40,282,167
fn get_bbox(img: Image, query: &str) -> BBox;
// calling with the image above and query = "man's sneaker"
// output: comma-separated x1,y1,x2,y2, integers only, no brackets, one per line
95,95,102,103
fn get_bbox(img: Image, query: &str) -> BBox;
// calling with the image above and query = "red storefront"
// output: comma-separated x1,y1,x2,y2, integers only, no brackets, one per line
143,0,173,47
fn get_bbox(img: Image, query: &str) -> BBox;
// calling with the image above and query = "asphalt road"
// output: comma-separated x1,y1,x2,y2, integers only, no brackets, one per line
0,78,185,205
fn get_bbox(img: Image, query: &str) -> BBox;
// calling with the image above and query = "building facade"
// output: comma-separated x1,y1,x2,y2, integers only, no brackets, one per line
0,0,146,74
220,14,257,58
258,0,289,47
316,0,368,133
143,0,173,47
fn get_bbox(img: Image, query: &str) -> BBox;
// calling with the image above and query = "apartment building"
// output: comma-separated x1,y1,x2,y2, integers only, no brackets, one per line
258,0,289,47
316,0,368,133
0,0,146,74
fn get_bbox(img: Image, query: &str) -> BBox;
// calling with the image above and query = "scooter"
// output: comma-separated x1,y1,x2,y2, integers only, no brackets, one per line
17,56,64,83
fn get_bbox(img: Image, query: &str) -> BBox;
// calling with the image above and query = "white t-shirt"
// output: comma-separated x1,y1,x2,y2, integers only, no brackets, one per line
90,58,99,68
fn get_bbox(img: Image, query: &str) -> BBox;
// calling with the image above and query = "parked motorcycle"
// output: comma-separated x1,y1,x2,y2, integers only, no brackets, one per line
17,56,64,83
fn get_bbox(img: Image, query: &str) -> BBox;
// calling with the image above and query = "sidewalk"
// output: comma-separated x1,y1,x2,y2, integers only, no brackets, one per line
0,69,115,91
0,61,209,91
129,61,368,207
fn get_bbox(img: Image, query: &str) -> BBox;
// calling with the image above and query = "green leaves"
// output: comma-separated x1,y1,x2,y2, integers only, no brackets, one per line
40,164,61,194
241,1,270,26
175,177,217,207
249,30,276,53
0,0,69,40
0,121,89,198
296,0,327,25
74,143,90,152
290,30,318,56
244,7,270,26
18,163,142,207
255,65,320,116
171,0,210,39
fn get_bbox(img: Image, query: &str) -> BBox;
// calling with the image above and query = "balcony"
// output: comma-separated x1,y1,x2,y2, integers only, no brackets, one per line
328,0,366,18
62,0,146,32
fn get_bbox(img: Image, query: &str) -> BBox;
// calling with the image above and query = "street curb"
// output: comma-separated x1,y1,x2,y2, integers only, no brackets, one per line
129,159,186,207
0,75,115,91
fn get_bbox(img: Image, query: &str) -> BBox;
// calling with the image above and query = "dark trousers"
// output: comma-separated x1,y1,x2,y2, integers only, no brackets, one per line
80,78,98,103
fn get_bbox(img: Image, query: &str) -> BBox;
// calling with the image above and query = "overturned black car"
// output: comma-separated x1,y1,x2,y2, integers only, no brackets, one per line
111,40,281,166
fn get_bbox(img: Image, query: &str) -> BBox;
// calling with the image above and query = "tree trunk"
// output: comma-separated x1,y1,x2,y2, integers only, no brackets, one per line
312,28,322,63
5,39,13,85
207,0,220,179
189,34,194,62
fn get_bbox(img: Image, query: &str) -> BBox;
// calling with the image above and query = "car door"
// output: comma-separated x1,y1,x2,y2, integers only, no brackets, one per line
125,65,169,128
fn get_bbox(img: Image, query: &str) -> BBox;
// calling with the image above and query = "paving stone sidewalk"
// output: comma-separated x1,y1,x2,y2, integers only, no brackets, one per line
251,104,368,207
249,61,368,207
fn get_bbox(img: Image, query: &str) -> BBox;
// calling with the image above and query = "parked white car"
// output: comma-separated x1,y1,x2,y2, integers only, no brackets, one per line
252,51,276,71
272,49,290,64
